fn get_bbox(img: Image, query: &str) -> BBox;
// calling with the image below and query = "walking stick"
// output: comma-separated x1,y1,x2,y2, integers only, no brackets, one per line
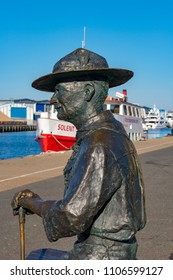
19,207,25,260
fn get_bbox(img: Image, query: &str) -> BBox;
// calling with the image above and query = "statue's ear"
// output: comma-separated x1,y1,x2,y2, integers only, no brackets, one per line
84,83,95,102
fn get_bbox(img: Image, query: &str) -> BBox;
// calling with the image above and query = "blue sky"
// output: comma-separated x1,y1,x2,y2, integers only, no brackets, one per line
0,0,173,110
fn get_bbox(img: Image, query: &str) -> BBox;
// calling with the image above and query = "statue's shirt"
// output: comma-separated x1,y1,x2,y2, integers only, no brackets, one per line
42,110,146,243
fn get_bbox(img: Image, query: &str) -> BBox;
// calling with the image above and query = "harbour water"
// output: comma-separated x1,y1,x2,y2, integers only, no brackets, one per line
0,131,41,160
0,128,172,160
147,127,173,139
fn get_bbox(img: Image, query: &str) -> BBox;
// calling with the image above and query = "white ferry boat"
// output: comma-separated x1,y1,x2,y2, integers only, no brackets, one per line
35,90,144,152
142,105,168,131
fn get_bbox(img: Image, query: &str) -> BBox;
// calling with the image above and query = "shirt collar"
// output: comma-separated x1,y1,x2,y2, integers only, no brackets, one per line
76,110,115,141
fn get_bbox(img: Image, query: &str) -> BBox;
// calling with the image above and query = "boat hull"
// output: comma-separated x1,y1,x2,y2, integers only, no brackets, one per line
35,134,76,152
114,113,143,140
35,118,77,152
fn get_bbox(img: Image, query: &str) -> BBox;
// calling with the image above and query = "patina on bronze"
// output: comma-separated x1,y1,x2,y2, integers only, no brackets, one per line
11,48,146,260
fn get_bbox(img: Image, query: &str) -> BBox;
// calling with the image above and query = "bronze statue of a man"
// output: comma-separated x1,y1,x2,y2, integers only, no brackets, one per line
11,48,146,260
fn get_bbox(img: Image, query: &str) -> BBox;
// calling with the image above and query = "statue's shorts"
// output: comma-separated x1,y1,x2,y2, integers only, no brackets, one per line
64,235,137,260
27,235,137,260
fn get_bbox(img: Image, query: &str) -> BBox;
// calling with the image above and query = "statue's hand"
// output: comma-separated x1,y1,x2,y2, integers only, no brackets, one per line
11,189,41,216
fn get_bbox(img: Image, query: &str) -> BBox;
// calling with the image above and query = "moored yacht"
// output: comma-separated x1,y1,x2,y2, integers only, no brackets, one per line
142,104,168,131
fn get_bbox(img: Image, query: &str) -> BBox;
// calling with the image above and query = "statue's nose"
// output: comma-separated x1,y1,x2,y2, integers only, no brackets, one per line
50,98,55,104
50,94,58,104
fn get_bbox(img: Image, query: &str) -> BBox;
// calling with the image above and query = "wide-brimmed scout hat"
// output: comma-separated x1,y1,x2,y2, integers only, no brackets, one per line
32,48,133,92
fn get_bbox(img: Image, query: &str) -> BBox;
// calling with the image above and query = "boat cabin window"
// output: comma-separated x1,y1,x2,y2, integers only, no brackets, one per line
128,106,132,116
123,105,127,115
110,104,115,113
136,108,140,117
132,107,136,116
113,105,120,114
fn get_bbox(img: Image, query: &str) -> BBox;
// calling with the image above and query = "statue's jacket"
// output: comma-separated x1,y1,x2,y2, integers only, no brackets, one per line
41,110,146,244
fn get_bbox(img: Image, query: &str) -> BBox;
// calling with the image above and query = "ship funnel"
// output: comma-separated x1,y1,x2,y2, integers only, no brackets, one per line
122,89,127,96
122,89,127,101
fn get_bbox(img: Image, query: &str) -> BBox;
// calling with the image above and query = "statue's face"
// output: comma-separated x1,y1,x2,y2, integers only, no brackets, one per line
50,81,86,123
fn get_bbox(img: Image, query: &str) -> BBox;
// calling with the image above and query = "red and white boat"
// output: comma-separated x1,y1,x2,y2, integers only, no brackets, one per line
35,112,76,152
35,90,144,152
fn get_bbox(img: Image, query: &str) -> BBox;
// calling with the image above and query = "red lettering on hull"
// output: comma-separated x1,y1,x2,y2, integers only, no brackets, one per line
57,124,75,132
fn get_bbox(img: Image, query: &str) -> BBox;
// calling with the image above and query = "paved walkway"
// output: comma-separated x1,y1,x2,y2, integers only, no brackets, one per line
1,137,173,192
0,137,173,259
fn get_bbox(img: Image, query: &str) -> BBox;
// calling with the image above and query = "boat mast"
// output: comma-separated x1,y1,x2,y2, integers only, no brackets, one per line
82,26,86,49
